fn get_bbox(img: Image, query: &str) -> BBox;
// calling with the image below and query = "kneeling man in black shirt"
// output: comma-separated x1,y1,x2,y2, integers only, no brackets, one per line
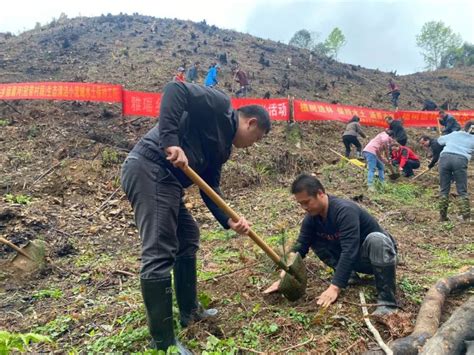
268,174,398,315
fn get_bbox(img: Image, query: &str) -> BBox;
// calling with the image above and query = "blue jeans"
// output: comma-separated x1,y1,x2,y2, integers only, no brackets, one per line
364,152,384,185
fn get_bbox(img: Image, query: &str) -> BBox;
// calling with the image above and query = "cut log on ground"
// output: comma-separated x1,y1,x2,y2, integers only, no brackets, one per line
390,267,474,355
420,295,474,355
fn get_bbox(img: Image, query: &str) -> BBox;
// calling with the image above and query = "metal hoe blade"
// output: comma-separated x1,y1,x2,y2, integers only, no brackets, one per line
278,252,307,301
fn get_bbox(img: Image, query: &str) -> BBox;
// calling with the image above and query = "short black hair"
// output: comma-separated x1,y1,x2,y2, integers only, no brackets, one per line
291,174,325,196
439,110,446,115
420,135,431,142
237,105,272,134
349,115,360,123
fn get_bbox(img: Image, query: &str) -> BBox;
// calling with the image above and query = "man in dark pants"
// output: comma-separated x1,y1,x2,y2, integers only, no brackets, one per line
266,174,398,315
387,78,400,110
121,81,271,352
385,116,407,145
438,110,461,135
419,135,444,170
437,121,474,222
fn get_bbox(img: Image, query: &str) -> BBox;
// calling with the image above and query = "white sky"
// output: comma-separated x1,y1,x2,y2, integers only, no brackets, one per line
1,0,473,74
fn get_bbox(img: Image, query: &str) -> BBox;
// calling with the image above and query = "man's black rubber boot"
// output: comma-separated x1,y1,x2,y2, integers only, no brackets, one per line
371,265,398,316
141,277,191,354
174,256,218,327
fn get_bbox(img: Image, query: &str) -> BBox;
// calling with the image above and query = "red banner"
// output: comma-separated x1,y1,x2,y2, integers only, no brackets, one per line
122,90,162,117
294,99,390,127
395,110,474,127
294,99,474,127
1,82,472,127
231,98,289,121
0,82,122,102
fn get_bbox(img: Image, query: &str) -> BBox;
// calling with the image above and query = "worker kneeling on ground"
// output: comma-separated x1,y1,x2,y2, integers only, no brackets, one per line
266,174,398,316
390,142,420,177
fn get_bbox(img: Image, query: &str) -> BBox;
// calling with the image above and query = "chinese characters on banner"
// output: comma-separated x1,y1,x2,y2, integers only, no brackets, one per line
294,99,474,128
0,82,472,126
0,82,122,102
393,110,473,127
122,90,162,117
294,99,391,128
231,98,289,121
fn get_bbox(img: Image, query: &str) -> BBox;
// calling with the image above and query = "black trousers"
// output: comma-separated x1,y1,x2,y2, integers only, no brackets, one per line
402,159,420,177
121,154,200,279
312,232,397,277
342,135,362,157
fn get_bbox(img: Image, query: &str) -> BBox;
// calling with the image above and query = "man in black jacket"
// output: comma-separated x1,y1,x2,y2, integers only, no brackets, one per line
438,110,461,135
419,135,445,169
121,82,271,352
268,174,398,316
385,116,408,145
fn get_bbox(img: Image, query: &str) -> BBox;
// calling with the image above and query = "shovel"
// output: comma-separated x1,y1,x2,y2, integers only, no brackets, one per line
328,148,366,170
0,237,46,272
181,166,307,301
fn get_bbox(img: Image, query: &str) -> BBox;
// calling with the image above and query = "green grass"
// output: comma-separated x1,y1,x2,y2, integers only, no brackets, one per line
374,182,431,205
0,331,52,353
4,193,32,204
399,276,424,304
32,288,63,300
35,315,74,339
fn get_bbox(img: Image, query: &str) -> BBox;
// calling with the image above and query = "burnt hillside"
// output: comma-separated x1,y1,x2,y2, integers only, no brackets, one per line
0,14,473,111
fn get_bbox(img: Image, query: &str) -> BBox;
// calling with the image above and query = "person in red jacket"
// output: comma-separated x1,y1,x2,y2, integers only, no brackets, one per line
173,67,186,82
390,142,420,177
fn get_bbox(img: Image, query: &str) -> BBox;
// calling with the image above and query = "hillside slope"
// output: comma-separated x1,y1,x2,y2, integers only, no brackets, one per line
1,14,473,111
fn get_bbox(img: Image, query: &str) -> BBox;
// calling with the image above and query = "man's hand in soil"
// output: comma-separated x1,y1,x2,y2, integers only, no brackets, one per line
228,216,250,234
166,146,188,168
317,284,340,308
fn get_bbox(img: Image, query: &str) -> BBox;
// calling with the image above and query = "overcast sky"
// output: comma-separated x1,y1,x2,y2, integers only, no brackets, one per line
1,0,472,74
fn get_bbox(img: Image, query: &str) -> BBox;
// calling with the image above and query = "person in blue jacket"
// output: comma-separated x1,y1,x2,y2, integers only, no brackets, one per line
204,63,220,87
437,120,474,222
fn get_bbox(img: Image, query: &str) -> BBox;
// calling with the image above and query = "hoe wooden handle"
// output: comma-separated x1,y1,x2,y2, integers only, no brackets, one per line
182,166,289,272
0,237,34,260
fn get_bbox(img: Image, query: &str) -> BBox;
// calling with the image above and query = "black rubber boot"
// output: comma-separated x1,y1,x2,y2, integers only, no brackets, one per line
174,257,218,327
141,277,191,354
371,265,398,316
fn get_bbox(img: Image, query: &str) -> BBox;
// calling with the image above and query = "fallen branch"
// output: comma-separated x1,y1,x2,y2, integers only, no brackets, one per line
360,291,393,355
31,161,62,187
390,267,474,354
278,334,314,353
90,187,121,216
1,100,22,115
420,295,474,355
340,337,366,354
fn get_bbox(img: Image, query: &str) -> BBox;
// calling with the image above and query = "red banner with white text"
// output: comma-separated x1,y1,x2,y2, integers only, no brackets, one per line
0,82,472,127
294,99,474,128
294,99,390,127
394,110,473,127
122,90,162,117
231,98,289,121
0,82,122,102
